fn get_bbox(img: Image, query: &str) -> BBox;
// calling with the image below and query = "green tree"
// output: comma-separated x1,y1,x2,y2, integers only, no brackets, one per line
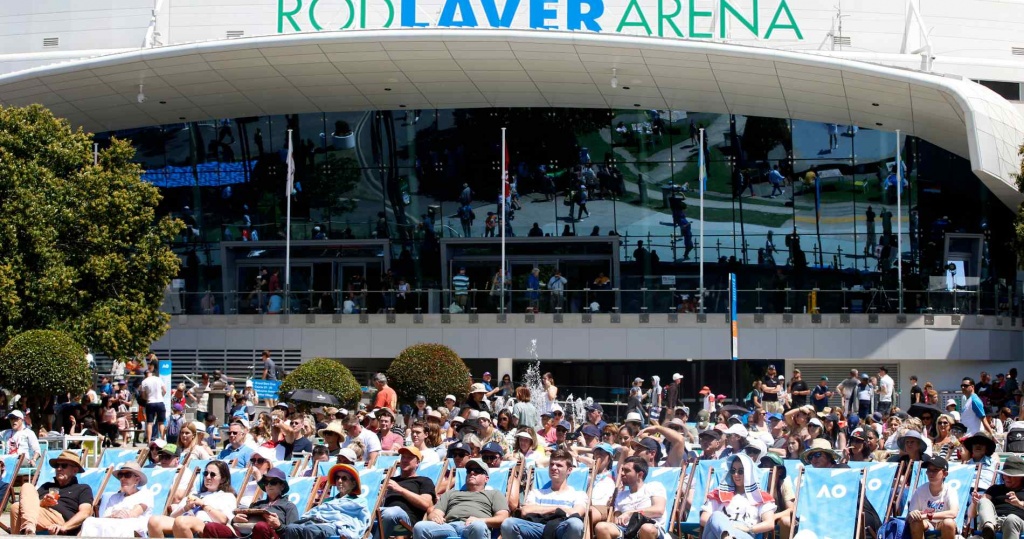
279,357,362,408
387,343,470,408
0,330,92,413
0,104,183,359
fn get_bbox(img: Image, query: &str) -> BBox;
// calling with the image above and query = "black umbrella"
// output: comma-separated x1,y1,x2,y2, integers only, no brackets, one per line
721,405,749,416
907,402,943,420
281,389,340,407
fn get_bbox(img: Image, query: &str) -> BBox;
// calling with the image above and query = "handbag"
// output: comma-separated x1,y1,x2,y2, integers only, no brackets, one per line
622,512,656,539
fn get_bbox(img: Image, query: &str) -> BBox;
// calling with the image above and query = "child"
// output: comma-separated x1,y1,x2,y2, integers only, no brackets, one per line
204,414,222,449
117,411,131,446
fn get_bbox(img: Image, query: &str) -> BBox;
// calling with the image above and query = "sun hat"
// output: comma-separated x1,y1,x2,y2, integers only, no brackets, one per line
800,439,842,465
897,429,926,451
257,467,290,494
327,464,361,493
115,461,147,486
625,412,644,424
318,422,345,438
470,383,488,394
999,455,1024,477
961,431,996,456
49,450,85,472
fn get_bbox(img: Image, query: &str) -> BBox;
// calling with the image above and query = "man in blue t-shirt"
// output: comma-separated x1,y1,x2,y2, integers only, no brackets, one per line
218,419,255,467
812,376,833,413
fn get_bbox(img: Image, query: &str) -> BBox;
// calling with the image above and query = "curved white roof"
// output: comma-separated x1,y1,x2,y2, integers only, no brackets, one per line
0,29,1021,205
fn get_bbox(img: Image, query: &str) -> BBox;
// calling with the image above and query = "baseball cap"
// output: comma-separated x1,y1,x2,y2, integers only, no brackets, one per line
633,377,644,383
444,395,457,402
808,418,823,429
172,403,183,412
465,458,489,475
478,411,491,420
398,446,422,461
945,399,957,408
594,443,616,456
338,448,359,463
7,410,24,420
777,375,785,380
581,424,601,438
415,395,426,402
481,442,505,457
586,402,604,414
447,442,471,456
556,421,572,431
767,364,776,370
675,405,690,416
483,372,491,376
716,394,727,400
923,455,949,471
724,424,748,437
820,376,829,381
632,437,660,453
672,373,682,381
699,386,711,395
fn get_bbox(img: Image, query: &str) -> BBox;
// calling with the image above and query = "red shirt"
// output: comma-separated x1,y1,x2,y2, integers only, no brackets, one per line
374,386,397,411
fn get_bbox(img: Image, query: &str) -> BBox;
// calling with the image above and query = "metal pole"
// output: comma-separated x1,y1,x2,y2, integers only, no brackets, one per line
500,127,506,314
285,129,293,309
699,128,705,314
896,129,903,314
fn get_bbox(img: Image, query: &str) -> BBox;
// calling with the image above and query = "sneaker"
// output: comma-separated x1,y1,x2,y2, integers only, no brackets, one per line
981,522,995,539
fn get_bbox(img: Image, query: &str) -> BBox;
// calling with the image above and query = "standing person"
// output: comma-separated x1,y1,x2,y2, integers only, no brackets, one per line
909,375,923,405
453,267,470,312
511,388,540,431
541,373,559,416
8,450,94,535
593,456,666,539
373,374,398,412
380,447,437,538
1,410,41,462
501,449,586,539
960,377,993,436
764,231,778,266
261,350,277,407
527,268,541,313
576,185,589,221
140,368,167,443
811,377,833,413
413,458,509,539
665,374,683,413
760,365,782,414
839,369,861,419
856,374,874,421
548,270,567,313
789,369,809,408
907,456,959,539
877,366,895,416
864,206,876,256
767,165,785,198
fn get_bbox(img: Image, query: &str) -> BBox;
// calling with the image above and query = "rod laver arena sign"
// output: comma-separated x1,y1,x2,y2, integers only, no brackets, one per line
277,0,803,39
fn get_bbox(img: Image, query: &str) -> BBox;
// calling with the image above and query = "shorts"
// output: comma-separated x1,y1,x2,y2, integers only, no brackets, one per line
145,402,167,425
763,401,783,414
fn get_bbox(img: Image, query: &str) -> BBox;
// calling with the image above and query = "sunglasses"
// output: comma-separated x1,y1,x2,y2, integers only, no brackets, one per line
482,454,501,462
53,463,74,470
961,384,972,388
466,468,487,476
729,467,744,475
228,431,243,436
451,452,469,458
116,471,137,480
336,475,355,482
808,451,827,460
265,480,285,487
251,457,268,465
159,454,175,461
937,421,950,426
203,471,220,478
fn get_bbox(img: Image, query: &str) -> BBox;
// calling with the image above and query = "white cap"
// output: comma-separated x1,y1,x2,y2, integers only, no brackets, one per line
478,411,491,420
724,424,748,437
444,394,457,402
808,418,824,429
6,410,24,420
945,399,957,408
777,375,785,380
550,403,563,414
672,373,682,381
245,379,254,387
338,448,358,463
625,412,644,423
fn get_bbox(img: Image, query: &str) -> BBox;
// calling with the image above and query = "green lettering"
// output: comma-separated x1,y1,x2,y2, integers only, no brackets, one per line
720,0,757,38
337,0,356,29
308,0,322,30
688,0,712,38
765,0,802,39
658,0,684,37
380,0,394,27
278,0,303,33
616,0,652,35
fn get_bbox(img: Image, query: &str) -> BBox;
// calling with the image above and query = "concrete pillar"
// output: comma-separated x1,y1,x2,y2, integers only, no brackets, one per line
498,357,513,382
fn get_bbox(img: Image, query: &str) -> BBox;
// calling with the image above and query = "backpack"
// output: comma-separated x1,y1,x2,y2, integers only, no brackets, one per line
167,415,183,442
878,517,910,539
1006,426,1024,453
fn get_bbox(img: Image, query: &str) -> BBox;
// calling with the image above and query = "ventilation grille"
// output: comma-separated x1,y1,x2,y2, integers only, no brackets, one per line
1012,47,1024,56
43,37,59,48
226,30,244,39
832,36,851,47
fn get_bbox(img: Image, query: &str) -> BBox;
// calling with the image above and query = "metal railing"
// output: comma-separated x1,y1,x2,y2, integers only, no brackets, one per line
163,287,1017,318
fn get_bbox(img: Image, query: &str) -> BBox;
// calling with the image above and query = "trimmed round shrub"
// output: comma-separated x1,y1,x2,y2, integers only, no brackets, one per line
0,330,92,401
279,357,362,408
387,343,470,408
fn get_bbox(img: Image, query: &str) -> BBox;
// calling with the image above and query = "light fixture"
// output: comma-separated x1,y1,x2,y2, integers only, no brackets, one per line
137,84,146,104
610,68,618,89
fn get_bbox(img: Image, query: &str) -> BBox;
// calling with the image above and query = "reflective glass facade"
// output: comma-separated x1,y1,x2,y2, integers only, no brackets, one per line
96,108,1016,315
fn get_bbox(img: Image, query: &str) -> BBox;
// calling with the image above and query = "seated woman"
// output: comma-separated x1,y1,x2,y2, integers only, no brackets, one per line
178,421,214,462
80,461,154,537
278,464,370,539
699,454,777,539
204,467,299,539
147,460,238,538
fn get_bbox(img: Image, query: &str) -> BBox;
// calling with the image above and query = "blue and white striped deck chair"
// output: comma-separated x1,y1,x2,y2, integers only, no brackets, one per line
848,461,899,519
316,460,366,477
277,460,297,477
454,461,514,491
188,459,213,476
373,454,400,470
79,466,114,516
794,466,865,539
142,466,190,515
922,463,976,537
680,460,724,536
284,476,319,513
532,466,591,492
229,466,251,492
34,449,83,485
416,460,446,485
98,448,142,469
645,467,684,536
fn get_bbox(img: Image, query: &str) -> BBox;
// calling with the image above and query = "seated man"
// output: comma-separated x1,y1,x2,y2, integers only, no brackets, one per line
414,458,509,539
380,447,436,538
594,456,665,539
907,456,959,539
972,454,1024,539
502,449,587,539
9,450,94,535
278,464,369,539
219,419,256,467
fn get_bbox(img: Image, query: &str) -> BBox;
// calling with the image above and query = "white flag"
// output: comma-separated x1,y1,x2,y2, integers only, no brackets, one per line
285,130,295,199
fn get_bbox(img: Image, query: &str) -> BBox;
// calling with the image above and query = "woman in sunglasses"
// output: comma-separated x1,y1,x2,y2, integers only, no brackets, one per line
205,467,299,539
930,414,960,460
699,454,777,539
240,447,277,507
148,460,237,538
278,464,369,539
81,461,154,537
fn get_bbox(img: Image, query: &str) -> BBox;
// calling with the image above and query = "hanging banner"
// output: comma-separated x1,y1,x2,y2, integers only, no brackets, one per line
729,272,738,361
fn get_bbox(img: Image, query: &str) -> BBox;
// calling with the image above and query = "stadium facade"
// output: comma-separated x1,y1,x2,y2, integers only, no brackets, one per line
2,0,1024,407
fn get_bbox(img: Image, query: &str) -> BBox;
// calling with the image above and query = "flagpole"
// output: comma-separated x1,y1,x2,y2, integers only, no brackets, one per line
500,127,506,314
285,129,293,312
699,128,705,314
895,129,903,314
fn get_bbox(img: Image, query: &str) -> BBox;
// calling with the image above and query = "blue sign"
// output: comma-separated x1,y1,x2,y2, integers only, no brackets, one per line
729,272,737,361
252,379,281,400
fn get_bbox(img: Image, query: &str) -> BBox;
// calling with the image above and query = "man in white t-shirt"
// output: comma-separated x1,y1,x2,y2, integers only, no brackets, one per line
960,377,993,436
341,414,381,464
139,370,167,444
594,456,666,539
907,456,959,539
877,366,895,416
502,449,587,539
0,410,40,461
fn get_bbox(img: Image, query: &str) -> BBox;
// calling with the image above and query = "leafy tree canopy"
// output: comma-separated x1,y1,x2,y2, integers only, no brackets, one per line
279,357,363,408
0,104,182,358
387,343,470,407
0,329,92,400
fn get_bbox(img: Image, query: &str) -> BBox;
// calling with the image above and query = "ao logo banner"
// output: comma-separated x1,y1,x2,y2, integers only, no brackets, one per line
277,0,804,39
797,468,861,539
848,461,898,517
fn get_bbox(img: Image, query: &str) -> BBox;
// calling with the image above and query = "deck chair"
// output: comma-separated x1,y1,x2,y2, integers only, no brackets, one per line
81,466,116,517
18,441,49,483
143,465,196,516
679,460,725,537
644,467,685,538
233,464,256,506
791,466,867,539
0,454,25,532
415,460,447,486
285,476,321,514
33,449,84,485
921,463,975,537
97,448,144,470
453,461,515,491
530,466,591,493
372,454,401,470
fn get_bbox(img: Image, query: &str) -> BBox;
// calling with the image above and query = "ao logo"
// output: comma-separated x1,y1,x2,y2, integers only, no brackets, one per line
866,478,883,491
150,483,164,496
814,484,848,498
288,492,300,504
947,479,961,491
